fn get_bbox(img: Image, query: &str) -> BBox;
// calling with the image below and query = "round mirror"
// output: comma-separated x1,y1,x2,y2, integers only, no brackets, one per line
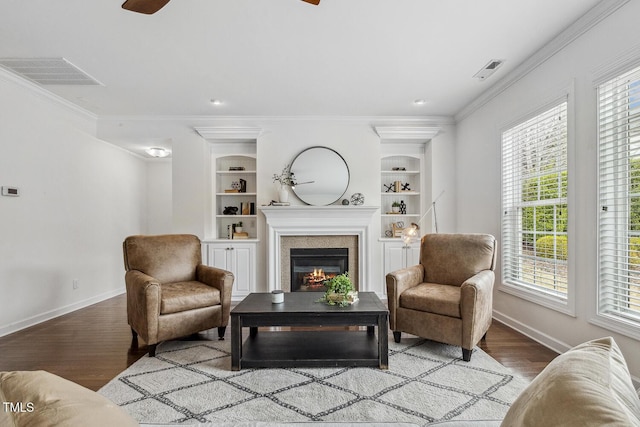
290,146,350,206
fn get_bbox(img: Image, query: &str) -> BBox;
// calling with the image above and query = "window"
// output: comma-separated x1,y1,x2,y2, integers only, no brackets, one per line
598,64,640,331
502,101,568,303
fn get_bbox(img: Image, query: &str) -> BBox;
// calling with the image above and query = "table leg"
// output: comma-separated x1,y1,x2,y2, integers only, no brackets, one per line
367,325,375,335
231,314,241,371
250,326,258,337
378,313,389,369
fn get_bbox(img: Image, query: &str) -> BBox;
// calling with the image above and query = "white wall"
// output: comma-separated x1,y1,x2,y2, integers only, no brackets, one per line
0,75,147,336
255,120,381,208
456,1,640,380
172,132,209,236
146,160,173,234
429,123,457,233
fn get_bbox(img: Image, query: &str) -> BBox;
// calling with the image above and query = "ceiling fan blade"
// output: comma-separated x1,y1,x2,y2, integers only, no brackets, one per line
122,0,171,14
301,0,320,4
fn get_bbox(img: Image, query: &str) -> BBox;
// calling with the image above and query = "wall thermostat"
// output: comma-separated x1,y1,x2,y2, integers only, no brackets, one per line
1,186,20,197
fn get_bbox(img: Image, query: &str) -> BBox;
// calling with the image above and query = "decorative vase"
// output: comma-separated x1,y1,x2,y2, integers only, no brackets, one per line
278,185,289,203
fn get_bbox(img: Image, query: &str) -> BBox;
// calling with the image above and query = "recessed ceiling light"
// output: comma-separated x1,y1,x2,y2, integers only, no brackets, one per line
145,147,170,158
413,99,427,106
210,99,223,106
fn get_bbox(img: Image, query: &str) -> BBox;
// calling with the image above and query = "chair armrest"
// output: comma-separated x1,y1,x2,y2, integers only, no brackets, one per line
197,264,234,325
385,264,425,330
124,270,161,343
460,269,495,348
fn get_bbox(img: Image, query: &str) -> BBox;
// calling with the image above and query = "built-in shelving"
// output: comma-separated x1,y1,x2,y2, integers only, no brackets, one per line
380,155,422,239
213,150,258,240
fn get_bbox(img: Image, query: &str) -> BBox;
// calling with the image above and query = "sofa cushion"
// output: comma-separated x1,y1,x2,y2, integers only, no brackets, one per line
160,281,221,314
501,336,640,427
0,370,138,427
399,282,461,318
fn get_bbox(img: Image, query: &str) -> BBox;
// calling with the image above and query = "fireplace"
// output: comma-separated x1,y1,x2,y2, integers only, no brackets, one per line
290,248,348,292
261,205,378,292
280,235,358,292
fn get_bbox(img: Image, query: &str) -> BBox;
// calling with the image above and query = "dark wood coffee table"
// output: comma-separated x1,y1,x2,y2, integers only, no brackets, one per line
230,291,388,371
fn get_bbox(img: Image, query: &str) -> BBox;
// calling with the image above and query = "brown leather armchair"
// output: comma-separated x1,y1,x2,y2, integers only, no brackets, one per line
386,233,496,361
123,234,234,356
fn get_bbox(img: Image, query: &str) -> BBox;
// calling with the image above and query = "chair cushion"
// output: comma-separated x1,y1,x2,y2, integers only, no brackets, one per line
501,336,640,427
160,281,221,315
399,282,461,318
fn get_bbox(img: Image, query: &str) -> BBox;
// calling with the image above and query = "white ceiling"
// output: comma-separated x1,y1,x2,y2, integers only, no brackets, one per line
0,0,602,119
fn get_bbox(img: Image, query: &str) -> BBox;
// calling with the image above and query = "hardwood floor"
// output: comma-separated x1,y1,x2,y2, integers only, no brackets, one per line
0,293,558,391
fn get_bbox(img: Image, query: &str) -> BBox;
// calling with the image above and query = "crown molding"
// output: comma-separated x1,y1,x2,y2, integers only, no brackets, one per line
455,0,630,122
591,41,640,87
194,126,262,140
100,114,456,126
374,125,441,140
0,66,97,122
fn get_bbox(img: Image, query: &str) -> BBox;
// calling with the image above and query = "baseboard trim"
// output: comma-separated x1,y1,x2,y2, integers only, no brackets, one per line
0,288,125,338
492,309,571,355
492,310,640,388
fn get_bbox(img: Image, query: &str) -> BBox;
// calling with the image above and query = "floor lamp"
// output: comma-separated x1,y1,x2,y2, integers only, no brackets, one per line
401,190,445,245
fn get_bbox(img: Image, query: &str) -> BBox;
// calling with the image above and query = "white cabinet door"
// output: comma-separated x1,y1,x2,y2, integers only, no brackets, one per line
384,243,407,276
406,244,420,267
383,241,420,275
208,246,231,270
204,242,256,300
230,244,254,296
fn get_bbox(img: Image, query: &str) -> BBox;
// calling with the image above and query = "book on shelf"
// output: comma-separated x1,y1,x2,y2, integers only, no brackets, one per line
241,202,251,215
233,232,249,239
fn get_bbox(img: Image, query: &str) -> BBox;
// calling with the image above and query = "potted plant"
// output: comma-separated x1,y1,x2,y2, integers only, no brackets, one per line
319,272,358,307
392,201,401,213
236,221,243,232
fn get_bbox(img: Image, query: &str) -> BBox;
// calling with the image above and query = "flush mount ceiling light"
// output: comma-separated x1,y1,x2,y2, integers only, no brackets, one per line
210,99,224,106
145,147,170,158
473,59,504,81
122,0,319,14
413,99,427,106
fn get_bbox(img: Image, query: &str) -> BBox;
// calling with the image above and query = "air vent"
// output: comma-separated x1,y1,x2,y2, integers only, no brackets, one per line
473,59,504,81
0,58,102,86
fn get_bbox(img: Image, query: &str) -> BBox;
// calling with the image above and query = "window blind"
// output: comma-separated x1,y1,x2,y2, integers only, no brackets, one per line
502,101,568,298
598,64,640,324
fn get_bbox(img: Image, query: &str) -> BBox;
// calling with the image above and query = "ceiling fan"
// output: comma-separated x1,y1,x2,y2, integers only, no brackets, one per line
122,0,320,15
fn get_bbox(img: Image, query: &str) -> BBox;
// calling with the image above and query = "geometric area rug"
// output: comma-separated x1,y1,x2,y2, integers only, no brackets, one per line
99,337,529,426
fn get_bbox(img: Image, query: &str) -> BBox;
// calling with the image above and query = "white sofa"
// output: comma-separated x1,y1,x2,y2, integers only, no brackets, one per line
432,336,640,426
0,370,138,426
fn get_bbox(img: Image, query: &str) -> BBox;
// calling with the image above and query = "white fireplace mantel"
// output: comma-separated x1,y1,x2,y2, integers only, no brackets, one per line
260,205,379,292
